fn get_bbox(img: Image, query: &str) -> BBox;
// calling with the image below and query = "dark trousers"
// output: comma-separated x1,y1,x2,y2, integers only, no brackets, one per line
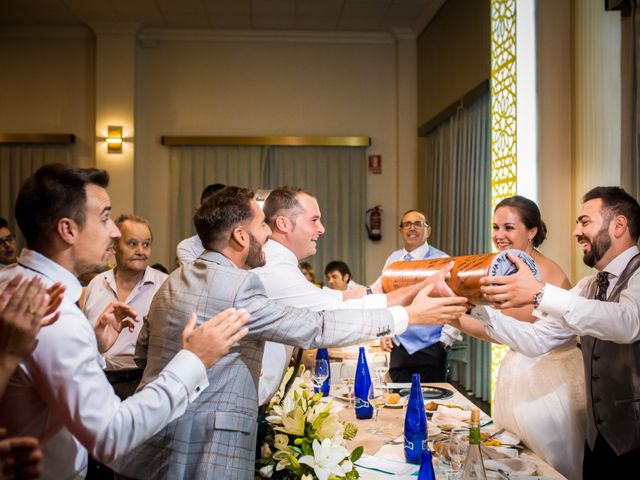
583,434,640,479
389,342,447,383
86,369,143,480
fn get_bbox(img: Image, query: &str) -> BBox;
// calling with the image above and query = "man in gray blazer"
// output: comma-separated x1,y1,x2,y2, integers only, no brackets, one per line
114,186,468,479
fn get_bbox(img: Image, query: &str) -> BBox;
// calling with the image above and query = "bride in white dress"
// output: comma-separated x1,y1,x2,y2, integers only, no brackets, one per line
455,196,586,480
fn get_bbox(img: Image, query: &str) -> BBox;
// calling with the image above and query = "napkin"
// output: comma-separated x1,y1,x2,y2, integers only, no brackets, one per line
431,405,472,428
354,454,420,476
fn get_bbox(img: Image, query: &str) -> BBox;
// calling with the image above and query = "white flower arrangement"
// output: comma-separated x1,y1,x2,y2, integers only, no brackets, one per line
256,366,363,480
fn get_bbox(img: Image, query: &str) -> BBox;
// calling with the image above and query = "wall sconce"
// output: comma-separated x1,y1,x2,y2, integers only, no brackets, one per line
106,126,123,153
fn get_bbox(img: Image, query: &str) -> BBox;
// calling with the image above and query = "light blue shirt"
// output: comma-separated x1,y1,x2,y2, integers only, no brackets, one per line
382,241,448,269
382,241,454,354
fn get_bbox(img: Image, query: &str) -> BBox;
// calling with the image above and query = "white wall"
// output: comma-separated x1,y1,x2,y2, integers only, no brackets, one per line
134,31,416,281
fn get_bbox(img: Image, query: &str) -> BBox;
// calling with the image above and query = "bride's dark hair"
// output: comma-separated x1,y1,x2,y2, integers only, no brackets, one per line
495,195,547,248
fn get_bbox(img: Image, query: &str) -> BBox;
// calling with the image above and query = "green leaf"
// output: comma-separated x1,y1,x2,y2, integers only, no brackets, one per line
350,446,364,463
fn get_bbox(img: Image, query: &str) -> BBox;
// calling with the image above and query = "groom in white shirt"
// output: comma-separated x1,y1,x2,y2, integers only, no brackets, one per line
476,186,640,479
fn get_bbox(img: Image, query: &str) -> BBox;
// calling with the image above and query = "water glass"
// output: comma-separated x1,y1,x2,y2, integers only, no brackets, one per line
313,358,329,392
372,352,389,383
448,428,469,475
367,382,389,433
340,361,356,406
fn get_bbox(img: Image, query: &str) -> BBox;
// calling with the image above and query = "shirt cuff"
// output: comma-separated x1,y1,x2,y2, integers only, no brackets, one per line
164,349,209,403
535,283,574,320
469,305,492,325
440,325,462,346
362,293,388,308
388,306,408,335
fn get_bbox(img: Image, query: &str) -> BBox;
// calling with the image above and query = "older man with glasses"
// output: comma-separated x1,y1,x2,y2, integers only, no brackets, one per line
378,209,461,383
0,217,17,267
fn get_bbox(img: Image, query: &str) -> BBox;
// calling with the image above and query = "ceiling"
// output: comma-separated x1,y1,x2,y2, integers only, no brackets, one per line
1,0,446,35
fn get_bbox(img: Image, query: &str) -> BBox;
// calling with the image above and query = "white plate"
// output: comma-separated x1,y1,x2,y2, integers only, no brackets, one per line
332,388,353,402
484,458,537,476
489,430,521,446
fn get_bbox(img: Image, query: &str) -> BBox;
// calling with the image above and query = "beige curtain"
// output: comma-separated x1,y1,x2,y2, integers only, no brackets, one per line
265,146,367,283
421,91,492,401
0,145,72,247
168,145,268,260
168,145,367,282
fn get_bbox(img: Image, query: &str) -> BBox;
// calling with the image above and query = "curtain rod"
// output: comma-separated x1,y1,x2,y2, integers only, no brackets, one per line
161,135,371,147
418,79,490,137
0,134,75,144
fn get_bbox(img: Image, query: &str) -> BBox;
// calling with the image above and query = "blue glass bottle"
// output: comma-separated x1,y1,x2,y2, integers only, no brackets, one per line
417,448,436,480
354,346,373,419
314,348,331,397
404,373,427,464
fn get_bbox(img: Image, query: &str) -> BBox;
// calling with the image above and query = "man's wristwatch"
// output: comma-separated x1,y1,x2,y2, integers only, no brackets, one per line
533,286,545,308
365,286,373,295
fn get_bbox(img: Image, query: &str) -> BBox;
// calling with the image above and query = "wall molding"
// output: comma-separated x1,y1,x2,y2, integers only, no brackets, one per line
161,135,371,147
0,26,91,39
139,28,395,45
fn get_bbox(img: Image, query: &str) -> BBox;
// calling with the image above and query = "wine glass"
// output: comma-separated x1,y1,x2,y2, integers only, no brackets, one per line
448,428,469,477
313,358,329,394
340,361,356,407
372,353,390,383
431,435,453,478
367,382,389,433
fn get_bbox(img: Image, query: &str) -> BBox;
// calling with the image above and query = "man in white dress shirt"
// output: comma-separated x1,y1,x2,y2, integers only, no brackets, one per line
379,209,461,382
253,187,455,404
176,183,225,265
0,164,248,479
476,186,640,479
83,214,168,401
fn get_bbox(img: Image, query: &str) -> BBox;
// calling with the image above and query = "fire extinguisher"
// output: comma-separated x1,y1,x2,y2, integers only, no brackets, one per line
366,205,383,241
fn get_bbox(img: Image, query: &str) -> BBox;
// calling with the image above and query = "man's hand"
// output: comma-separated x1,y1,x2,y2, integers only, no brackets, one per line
480,253,544,309
43,282,65,326
181,308,250,369
379,336,394,352
405,282,468,326
386,261,456,306
386,277,430,306
93,301,138,353
0,428,43,480
425,261,457,297
0,275,53,361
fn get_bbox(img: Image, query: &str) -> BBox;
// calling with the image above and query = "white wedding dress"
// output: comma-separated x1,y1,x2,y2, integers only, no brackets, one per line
493,339,586,480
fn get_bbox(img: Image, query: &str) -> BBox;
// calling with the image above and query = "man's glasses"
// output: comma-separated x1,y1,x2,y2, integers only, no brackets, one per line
0,234,16,246
399,221,428,230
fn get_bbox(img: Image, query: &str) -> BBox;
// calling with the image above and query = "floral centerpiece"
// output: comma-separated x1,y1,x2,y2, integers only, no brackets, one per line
256,366,363,480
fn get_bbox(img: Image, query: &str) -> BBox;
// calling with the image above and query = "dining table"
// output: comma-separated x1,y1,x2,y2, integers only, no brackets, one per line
330,382,567,480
